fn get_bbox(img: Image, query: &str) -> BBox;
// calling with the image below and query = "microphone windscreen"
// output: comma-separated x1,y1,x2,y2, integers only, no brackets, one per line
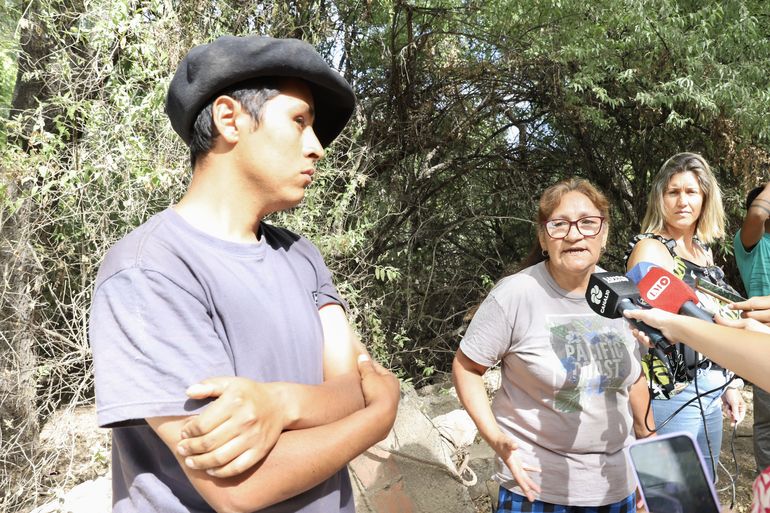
626,261,660,284
586,272,641,319
637,267,699,313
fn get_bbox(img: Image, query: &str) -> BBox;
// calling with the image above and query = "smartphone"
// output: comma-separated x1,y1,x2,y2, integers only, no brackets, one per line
694,277,747,305
626,431,721,513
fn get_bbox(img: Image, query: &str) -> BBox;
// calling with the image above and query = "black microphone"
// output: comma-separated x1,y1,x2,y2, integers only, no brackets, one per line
586,272,673,353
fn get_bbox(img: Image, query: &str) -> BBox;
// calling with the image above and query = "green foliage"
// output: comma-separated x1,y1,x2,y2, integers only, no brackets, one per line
2,0,768,376
0,0,20,140
1,3,770,505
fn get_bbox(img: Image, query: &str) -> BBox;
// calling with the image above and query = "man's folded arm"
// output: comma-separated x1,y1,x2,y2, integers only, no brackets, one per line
184,305,366,436
176,304,370,476
148,355,400,513
278,303,368,429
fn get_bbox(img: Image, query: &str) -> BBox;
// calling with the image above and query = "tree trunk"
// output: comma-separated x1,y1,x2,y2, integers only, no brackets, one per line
10,0,55,147
0,173,41,505
1,0,47,503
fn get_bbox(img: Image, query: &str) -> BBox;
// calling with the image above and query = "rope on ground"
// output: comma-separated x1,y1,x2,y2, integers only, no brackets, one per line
366,443,478,487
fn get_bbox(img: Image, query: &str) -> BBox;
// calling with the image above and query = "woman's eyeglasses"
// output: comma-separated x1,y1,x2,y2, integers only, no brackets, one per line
543,216,605,239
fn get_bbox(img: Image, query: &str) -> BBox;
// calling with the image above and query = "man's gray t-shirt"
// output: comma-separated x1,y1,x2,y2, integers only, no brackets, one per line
90,208,354,513
460,262,641,506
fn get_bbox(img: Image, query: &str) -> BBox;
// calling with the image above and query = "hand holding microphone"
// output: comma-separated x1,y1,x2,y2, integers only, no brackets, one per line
623,300,770,394
585,272,672,352
586,270,676,397
622,308,679,348
714,313,770,335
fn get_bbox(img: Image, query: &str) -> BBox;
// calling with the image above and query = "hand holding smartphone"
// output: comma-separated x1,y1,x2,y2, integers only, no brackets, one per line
626,432,721,513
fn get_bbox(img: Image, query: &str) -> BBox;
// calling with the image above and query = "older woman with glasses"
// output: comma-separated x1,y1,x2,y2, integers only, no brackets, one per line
625,152,746,481
453,178,651,513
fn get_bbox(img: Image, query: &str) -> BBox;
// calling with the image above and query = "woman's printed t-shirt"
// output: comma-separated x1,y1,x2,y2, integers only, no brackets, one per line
460,261,642,507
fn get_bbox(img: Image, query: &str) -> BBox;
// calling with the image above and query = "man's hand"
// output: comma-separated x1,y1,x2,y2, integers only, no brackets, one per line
177,377,288,478
357,354,400,435
729,295,770,325
487,429,541,502
623,308,679,347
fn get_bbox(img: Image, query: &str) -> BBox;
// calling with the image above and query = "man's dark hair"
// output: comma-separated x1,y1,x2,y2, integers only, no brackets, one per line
189,79,282,168
747,184,767,210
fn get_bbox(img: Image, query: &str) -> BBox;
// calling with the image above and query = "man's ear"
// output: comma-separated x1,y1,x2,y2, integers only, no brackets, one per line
211,96,241,144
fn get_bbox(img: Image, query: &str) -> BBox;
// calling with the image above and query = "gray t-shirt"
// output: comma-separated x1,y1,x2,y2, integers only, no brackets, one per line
460,261,641,506
90,208,354,513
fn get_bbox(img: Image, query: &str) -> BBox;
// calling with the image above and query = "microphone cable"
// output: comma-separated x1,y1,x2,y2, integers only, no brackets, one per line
642,370,734,433
716,423,739,510
642,371,740,506
693,369,716,483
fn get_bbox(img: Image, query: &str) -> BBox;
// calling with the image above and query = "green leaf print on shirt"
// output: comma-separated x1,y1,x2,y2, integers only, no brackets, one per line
549,315,634,413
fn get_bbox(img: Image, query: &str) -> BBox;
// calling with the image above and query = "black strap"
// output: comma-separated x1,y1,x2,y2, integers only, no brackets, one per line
624,233,677,263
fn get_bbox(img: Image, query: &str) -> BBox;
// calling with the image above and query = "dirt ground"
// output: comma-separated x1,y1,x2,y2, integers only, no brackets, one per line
24,406,111,512
716,386,758,512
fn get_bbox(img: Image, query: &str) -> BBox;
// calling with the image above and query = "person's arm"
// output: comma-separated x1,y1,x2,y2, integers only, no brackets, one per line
623,308,770,392
177,305,369,476
319,303,368,379
451,349,541,502
148,355,399,513
740,182,770,250
628,372,655,438
625,237,676,273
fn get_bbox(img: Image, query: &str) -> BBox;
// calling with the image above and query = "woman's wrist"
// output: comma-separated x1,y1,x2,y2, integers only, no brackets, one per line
660,313,690,343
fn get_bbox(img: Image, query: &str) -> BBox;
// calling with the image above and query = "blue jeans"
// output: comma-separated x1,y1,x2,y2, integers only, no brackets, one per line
652,367,726,481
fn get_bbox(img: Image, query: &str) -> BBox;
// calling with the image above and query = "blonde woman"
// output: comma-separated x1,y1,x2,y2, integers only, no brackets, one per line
625,152,746,480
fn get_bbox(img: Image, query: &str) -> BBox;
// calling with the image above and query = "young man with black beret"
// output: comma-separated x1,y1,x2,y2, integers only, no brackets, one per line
89,36,400,513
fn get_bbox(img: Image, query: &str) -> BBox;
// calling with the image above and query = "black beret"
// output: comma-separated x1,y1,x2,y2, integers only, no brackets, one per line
166,35,355,147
